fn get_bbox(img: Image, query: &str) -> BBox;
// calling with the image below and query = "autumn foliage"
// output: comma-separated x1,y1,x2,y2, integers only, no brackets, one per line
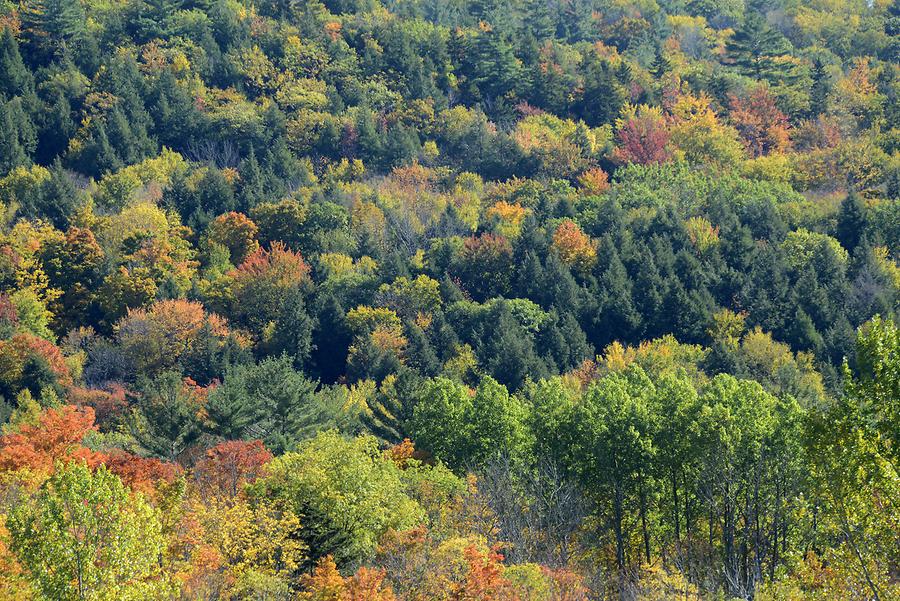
0,405,100,472
194,439,273,498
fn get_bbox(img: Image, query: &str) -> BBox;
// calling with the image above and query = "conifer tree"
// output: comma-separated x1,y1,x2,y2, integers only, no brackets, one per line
0,28,34,99
726,12,791,83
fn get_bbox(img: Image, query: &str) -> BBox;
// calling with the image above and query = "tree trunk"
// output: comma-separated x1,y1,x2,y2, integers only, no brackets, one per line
672,469,680,542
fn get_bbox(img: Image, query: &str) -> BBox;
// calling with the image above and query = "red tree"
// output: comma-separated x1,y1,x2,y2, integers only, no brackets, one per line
194,439,273,498
611,108,672,165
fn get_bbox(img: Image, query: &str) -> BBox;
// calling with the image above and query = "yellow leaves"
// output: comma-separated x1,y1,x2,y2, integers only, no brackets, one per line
741,153,794,184
684,216,719,254
0,515,34,601
376,275,442,319
708,309,747,347
94,148,188,209
346,306,403,337
781,228,848,271
512,114,609,179
0,166,50,218
872,246,900,293
346,306,408,366
484,201,528,239
184,495,305,588
442,344,479,384
667,93,744,167
632,563,698,600
600,335,709,382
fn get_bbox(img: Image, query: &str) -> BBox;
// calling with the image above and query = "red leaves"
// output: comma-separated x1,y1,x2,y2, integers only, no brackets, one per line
0,405,100,472
67,384,128,428
194,440,273,498
104,450,182,496
728,86,791,157
611,109,672,166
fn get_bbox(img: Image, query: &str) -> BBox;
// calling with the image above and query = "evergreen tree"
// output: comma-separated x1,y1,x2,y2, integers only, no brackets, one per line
310,294,352,384
237,146,265,209
573,55,627,126
0,27,34,99
0,101,29,174
35,159,81,229
131,371,203,461
835,192,867,253
809,57,830,117
36,89,75,164
726,12,792,83
263,287,315,370
19,0,87,63
480,307,548,390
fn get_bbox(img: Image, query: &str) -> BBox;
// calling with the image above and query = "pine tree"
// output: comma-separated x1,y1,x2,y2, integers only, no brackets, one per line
809,57,830,117
237,146,265,209
310,294,352,384
264,287,315,370
574,55,627,126
0,27,34,99
726,12,791,83
835,192,867,253
20,0,87,63
35,159,81,229
36,89,75,163
0,101,29,174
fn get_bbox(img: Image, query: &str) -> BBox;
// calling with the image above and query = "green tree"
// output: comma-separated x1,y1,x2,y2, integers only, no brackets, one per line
251,430,425,566
726,12,792,83
0,98,35,174
19,0,88,62
205,355,324,453
565,366,658,575
8,462,170,601
0,27,34,98
130,371,203,461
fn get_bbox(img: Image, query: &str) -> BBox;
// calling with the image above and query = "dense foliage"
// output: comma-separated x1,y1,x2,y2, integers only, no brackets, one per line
0,0,897,597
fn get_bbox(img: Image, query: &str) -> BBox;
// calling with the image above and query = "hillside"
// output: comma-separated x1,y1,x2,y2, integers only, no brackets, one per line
0,0,897,598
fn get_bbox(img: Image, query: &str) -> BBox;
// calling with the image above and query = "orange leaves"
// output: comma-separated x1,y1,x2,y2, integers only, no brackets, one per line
552,220,597,273
452,545,517,601
103,450,182,497
577,168,610,195
67,384,128,427
300,556,346,600
300,556,396,601
0,405,100,473
116,299,233,374
232,242,311,286
194,440,273,499
0,333,73,393
207,212,260,265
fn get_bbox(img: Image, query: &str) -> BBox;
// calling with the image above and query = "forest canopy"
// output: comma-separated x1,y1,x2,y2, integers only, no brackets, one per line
0,0,897,597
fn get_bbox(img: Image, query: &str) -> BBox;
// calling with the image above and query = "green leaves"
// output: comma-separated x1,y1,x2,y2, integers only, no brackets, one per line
251,430,425,567
410,376,530,471
8,462,170,601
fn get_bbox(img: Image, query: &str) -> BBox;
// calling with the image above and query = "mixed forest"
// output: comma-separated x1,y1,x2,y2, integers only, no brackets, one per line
0,0,897,597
